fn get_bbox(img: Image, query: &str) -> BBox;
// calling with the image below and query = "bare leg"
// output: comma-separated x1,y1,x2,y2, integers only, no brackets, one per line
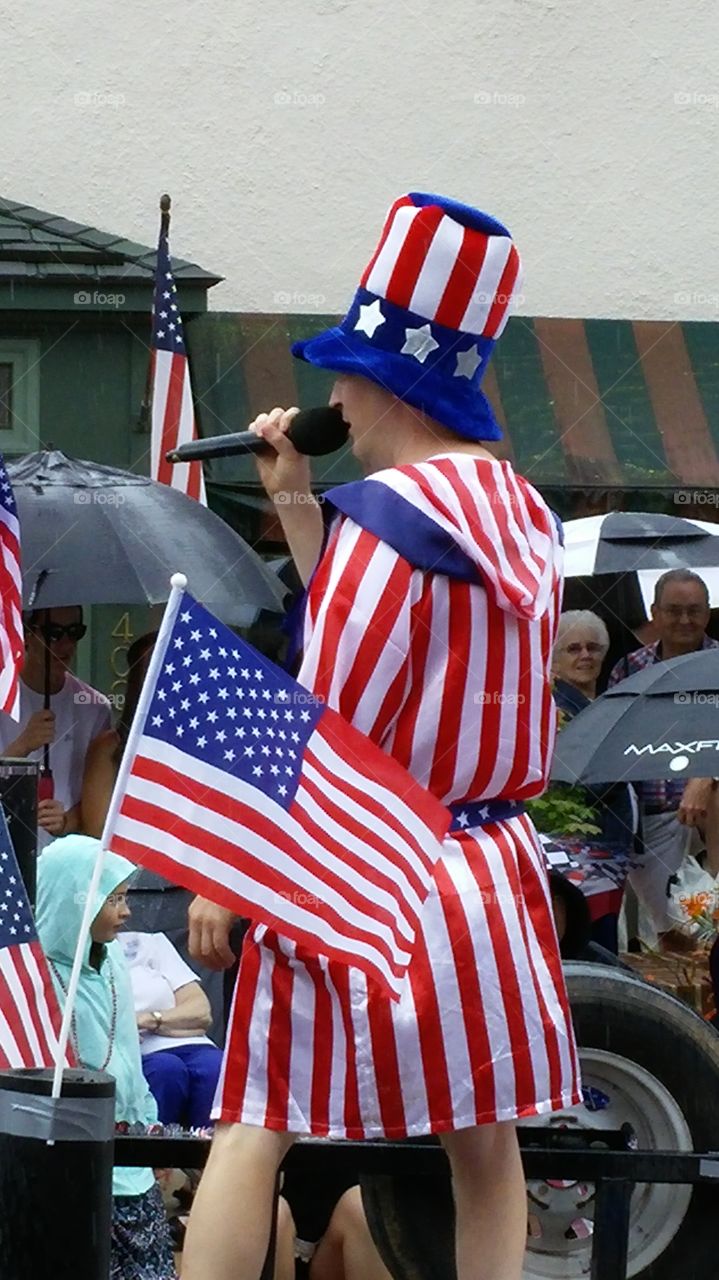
181,1123,294,1280
274,1196,297,1280
440,1123,527,1280
309,1186,392,1280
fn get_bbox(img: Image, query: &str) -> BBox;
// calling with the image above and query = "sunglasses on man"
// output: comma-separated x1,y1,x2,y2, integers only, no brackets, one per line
34,622,88,643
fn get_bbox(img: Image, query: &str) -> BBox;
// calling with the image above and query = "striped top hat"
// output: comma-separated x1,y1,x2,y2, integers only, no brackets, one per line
292,191,522,441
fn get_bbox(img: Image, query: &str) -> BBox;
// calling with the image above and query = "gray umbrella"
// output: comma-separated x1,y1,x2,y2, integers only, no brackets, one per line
8,450,287,624
551,649,719,784
564,511,719,576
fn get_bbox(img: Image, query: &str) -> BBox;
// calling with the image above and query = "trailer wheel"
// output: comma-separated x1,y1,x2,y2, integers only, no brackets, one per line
361,962,719,1280
523,962,719,1279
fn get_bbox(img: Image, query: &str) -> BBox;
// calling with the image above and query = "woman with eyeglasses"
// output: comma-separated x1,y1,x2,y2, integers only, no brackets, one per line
552,610,609,706
0,605,111,848
545,610,639,953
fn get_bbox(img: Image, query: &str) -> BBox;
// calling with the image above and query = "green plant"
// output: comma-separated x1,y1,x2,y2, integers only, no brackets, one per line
526,785,601,837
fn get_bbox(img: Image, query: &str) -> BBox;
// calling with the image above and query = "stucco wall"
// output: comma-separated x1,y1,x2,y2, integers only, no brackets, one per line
2,0,717,320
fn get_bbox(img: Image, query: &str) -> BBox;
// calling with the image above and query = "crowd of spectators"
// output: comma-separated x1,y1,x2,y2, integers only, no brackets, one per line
4,571,719,1276
0,606,389,1279
549,570,719,991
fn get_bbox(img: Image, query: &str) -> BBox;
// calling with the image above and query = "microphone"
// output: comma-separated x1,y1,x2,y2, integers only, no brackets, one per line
166,406,349,463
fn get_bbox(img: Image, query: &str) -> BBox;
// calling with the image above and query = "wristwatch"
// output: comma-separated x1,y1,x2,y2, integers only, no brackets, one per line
152,1011,163,1032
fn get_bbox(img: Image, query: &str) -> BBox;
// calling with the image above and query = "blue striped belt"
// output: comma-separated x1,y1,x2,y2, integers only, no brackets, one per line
449,798,526,832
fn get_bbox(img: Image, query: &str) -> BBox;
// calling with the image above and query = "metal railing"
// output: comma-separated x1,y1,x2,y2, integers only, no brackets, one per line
115,1126,719,1280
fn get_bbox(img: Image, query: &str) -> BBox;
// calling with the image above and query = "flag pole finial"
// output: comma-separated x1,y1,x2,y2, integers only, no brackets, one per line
160,194,171,238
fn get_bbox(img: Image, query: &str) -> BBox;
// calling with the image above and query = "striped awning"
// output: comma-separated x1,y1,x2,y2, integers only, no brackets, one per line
189,314,719,490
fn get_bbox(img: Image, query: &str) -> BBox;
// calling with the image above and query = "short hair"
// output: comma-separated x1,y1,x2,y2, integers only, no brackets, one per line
116,631,158,754
23,605,84,628
554,610,609,654
653,569,709,608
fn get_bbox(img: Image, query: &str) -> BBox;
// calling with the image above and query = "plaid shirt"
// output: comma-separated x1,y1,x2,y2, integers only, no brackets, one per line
607,635,719,811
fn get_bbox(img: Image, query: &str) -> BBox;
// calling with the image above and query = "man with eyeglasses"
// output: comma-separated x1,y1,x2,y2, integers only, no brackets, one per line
608,569,719,942
0,605,111,848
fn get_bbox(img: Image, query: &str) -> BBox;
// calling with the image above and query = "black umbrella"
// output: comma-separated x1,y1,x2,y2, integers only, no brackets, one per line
563,511,719,577
562,510,719,679
8,450,287,623
551,649,719,785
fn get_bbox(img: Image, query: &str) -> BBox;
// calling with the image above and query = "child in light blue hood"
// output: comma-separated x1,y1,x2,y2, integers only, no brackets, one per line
36,835,176,1280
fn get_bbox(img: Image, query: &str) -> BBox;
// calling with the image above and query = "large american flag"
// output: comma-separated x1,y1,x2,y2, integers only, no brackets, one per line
0,454,22,720
106,591,450,997
149,223,206,503
0,809,71,1068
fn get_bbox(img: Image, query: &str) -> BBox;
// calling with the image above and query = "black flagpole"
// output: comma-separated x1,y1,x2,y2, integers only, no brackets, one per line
39,609,53,798
160,191,171,240
138,193,171,430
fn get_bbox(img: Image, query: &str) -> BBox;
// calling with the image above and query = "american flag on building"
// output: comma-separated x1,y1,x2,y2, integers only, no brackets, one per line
0,809,71,1069
0,454,23,720
149,215,206,503
105,590,450,997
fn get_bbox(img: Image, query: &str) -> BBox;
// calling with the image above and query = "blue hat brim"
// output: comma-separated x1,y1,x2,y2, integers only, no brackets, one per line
292,326,503,443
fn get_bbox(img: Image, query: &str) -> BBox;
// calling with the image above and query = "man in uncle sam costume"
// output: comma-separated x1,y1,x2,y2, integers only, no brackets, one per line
183,193,580,1280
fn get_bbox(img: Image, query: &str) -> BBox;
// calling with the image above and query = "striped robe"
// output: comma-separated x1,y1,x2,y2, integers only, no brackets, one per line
215,455,581,1136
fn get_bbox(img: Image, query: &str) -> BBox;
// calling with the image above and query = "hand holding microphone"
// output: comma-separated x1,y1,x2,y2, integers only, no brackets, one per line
167,404,348,580
166,404,349,463
248,406,313,504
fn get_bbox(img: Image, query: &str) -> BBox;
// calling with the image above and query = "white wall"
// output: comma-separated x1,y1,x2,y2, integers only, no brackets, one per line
2,0,718,320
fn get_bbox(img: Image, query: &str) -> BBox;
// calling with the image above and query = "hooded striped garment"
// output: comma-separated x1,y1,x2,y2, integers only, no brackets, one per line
216,455,581,1137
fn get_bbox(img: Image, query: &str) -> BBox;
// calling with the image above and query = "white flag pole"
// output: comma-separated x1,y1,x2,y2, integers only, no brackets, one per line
50,574,188,1101
99,574,188,851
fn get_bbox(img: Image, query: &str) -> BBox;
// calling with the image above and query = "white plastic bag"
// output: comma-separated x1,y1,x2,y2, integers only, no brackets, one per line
666,855,719,939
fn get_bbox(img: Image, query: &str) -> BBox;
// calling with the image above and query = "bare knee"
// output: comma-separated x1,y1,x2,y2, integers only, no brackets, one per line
212,1121,294,1157
441,1122,520,1185
323,1186,365,1244
310,1186,390,1280
274,1197,297,1280
277,1195,296,1237
207,1122,295,1180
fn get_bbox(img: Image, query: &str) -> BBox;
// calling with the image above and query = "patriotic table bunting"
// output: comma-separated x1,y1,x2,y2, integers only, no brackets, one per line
537,833,579,872
104,577,451,998
0,807,72,1069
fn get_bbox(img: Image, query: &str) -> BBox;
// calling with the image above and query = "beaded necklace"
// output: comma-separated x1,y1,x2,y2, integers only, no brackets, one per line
49,956,118,1071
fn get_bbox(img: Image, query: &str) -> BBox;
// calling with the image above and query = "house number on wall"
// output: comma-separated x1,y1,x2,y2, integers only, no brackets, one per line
109,611,134,711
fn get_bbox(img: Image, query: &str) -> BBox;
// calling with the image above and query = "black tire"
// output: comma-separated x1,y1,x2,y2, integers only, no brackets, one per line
556,961,719,1280
361,963,719,1280
549,872,592,959
361,1163,454,1280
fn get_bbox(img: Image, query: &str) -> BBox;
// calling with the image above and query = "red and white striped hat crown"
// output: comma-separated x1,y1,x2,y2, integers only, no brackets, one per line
360,193,521,341
293,192,522,441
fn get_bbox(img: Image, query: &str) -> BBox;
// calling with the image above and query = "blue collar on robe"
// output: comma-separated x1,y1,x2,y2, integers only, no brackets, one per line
283,476,562,668
283,479,478,672
323,479,482,582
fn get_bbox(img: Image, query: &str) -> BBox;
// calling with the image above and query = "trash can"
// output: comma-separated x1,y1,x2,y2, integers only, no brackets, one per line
0,1068,115,1280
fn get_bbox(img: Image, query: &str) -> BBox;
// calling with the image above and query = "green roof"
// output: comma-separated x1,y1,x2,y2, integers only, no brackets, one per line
0,196,222,310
